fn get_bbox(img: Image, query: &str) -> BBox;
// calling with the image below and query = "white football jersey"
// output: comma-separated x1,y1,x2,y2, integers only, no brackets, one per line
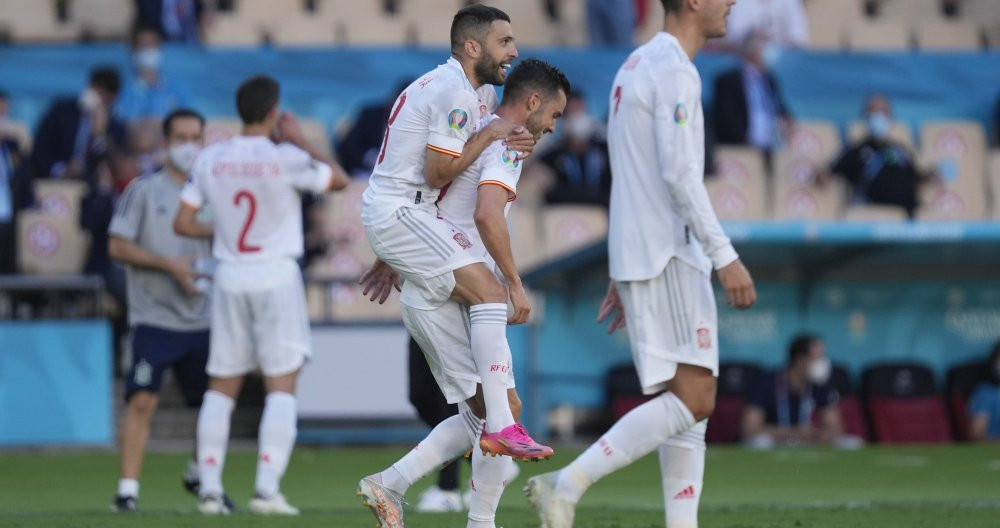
435,114,521,269
180,135,332,263
362,57,498,226
607,32,738,281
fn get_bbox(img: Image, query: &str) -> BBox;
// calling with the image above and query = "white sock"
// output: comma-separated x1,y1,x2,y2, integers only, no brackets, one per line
118,478,139,498
469,303,515,433
197,390,234,497
555,391,696,503
380,407,479,496
660,420,707,528
255,392,297,498
467,442,509,528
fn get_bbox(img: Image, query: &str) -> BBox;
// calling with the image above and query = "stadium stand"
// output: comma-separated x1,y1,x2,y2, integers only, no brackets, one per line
203,14,262,46
862,363,953,444
71,0,134,41
787,120,842,163
917,120,988,220
772,152,845,220
847,119,915,152
269,16,339,47
842,204,909,221
539,204,608,261
707,147,769,220
706,362,762,444
0,0,78,42
831,364,869,441
915,18,982,51
16,209,91,274
846,18,911,51
944,360,984,441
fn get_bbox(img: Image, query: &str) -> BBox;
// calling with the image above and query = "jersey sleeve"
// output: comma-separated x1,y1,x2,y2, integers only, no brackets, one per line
427,89,479,158
108,178,144,241
179,153,208,208
278,143,333,193
652,65,738,270
477,140,520,201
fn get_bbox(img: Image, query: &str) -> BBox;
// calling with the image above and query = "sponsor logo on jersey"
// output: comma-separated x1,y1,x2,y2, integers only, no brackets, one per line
134,359,153,386
674,103,687,125
696,327,711,350
453,232,473,249
448,108,469,130
501,148,520,168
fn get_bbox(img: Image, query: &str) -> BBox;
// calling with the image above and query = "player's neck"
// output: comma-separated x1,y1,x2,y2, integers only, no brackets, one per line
242,123,271,137
454,54,483,89
663,16,706,60
494,105,526,129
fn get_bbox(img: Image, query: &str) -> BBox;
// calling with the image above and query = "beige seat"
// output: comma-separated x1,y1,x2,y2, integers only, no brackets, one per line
33,179,87,224
16,210,90,274
847,120,914,151
0,119,33,153
204,15,263,46
298,118,335,161
539,205,608,262
237,0,304,25
72,0,134,40
401,0,462,47
341,14,412,46
707,147,768,219
843,204,908,221
920,121,987,160
846,19,911,51
787,120,841,163
484,0,553,47
962,0,1000,49
918,120,988,220
772,152,845,220
635,0,664,45
804,0,864,50
915,19,981,50
508,199,545,271
269,16,338,47
327,282,402,321
550,0,587,46
876,0,944,23
0,0,79,42
204,118,242,145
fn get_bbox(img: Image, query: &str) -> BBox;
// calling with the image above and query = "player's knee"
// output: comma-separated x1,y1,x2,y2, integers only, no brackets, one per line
128,391,158,416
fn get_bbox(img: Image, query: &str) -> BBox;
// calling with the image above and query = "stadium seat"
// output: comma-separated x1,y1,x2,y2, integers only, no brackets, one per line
804,0,864,50
71,0,134,40
846,19,911,51
787,120,842,163
481,0,552,47
847,119,915,151
0,119,33,153
341,14,412,46
945,361,987,441
635,0,665,44
32,179,87,225
326,282,402,322
401,0,462,47
843,204,908,221
205,14,264,46
831,364,869,440
706,147,768,220
298,118,335,161
269,16,339,47
915,19,982,51
706,362,762,444
772,152,845,220
539,205,608,262
204,118,242,145
16,210,90,275
550,0,587,46
917,121,988,220
237,0,303,25
877,0,945,23
862,363,953,444
0,0,79,42
509,200,545,271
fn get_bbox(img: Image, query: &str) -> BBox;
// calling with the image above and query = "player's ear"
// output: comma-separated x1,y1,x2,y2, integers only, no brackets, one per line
464,38,481,60
526,92,541,113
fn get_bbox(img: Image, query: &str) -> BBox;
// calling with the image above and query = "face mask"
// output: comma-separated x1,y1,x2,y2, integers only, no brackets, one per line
133,47,162,72
565,113,595,141
807,357,832,385
78,87,102,113
761,42,783,68
168,142,200,174
867,112,891,140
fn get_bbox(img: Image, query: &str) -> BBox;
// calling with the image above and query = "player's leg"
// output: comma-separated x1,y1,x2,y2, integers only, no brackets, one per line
659,420,708,528
197,375,243,514
465,387,522,528
247,369,302,515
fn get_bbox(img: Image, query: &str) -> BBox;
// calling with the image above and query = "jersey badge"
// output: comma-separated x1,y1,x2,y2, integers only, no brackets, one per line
696,326,711,350
453,232,473,249
674,103,687,125
501,147,520,169
448,109,469,130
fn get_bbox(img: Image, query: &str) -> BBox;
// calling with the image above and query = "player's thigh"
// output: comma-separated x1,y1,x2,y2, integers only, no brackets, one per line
450,261,507,305
125,325,185,402
207,280,256,378
172,328,211,408
248,261,312,378
402,301,480,405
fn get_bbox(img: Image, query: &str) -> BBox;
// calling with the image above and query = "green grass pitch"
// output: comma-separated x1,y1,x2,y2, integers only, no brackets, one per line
0,444,998,527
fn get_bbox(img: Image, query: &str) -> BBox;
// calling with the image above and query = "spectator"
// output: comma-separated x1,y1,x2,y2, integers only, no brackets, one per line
30,66,126,187
539,91,612,207
117,22,194,123
723,0,808,49
587,0,635,47
968,341,1000,442
742,334,849,449
830,95,929,218
0,89,28,273
335,79,411,178
713,30,793,156
136,0,205,44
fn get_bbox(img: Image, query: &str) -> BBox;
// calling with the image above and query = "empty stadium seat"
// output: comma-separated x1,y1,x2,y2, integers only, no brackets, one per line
877,0,945,22
298,118,335,160
326,282,402,321
480,0,552,47
787,120,842,163
945,361,986,441
237,0,303,24
706,362,762,444
33,179,87,224
846,19,911,51
634,0,664,44
0,0,79,42
772,152,845,220
1,119,33,154
71,0,134,40
917,121,988,220
706,147,768,220
269,16,339,47
401,0,462,47
16,210,90,274
843,204,908,221
508,200,545,271
831,364,869,440
862,363,952,443
340,14,412,46
550,0,587,46
915,19,982,51
847,119,915,151
539,205,608,262
205,15,264,46
803,0,864,50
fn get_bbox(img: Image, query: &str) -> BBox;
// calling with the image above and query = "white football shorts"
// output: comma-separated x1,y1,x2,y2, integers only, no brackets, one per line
617,257,719,395
365,203,484,309
401,300,515,404
207,258,311,378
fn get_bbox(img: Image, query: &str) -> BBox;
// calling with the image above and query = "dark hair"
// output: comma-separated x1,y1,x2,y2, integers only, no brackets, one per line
162,108,205,137
501,58,570,107
129,20,163,48
788,333,820,367
450,4,511,55
89,66,121,95
236,75,279,125
660,0,683,14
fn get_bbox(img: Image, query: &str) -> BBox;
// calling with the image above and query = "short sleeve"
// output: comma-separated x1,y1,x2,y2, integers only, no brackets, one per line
478,140,520,201
427,89,479,157
278,144,333,193
108,178,145,241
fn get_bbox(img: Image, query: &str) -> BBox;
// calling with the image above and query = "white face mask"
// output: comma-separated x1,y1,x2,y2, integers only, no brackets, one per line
807,357,832,385
867,112,891,140
167,142,200,174
78,87,102,113
565,113,595,142
762,42,783,68
133,47,162,72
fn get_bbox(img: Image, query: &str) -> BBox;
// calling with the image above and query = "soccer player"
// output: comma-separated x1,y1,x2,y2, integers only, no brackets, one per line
108,108,221,512
360,4,548,462
525,2,756,528
173,75,349,515
360,57,569,528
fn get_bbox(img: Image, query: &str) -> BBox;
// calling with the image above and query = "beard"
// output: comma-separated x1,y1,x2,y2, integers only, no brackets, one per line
473,53,505,86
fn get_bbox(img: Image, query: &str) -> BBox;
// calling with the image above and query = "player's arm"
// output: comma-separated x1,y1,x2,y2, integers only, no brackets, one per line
425,118,527,188
108,236,202,297
276,112,349,191
474,183,529,324
653,67,755,309
173,202,213,239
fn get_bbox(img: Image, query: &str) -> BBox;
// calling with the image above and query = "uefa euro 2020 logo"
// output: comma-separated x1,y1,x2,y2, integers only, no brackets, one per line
448,109,469,130
501,148,520,168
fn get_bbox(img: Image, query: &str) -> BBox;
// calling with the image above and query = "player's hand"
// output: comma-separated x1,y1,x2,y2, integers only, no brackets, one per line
596,280,626,334
717,259,756,309
503,127,535,160
276,111,307,147
359,259,401,304
507,279,531,325
169,255,202,297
